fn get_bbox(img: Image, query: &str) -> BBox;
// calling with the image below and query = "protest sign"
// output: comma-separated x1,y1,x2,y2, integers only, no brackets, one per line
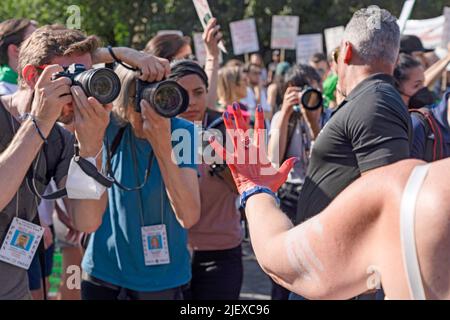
229,18,259,56
443,7,450,47
404,15,445,49
271,15,300,50
296,34,323,64
192,0,227,53
397,0,416,34
192,32,223,66
324,26,345,55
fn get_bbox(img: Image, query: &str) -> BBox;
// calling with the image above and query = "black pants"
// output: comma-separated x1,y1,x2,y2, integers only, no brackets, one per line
81,276,184,300
184,245,243,300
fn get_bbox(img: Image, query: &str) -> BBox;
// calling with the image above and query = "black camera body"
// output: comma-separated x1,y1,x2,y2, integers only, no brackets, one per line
135,79,189,118
52,64,121,105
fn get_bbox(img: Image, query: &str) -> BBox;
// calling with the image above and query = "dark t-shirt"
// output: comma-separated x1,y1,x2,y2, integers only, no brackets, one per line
0,100,75,299
296,73,411,224
411,91,450,161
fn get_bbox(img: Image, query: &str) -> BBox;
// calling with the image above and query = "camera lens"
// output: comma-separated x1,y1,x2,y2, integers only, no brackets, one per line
75,68,121,104
301,87,323,111
151,81,189,118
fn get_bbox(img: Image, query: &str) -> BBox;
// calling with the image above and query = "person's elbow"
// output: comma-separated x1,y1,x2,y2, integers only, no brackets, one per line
178,190,201,229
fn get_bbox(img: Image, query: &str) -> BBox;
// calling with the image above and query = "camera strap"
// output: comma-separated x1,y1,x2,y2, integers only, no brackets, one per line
105,124,155,192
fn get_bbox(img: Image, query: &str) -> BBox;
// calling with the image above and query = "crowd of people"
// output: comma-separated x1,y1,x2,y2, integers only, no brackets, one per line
0,5,449,301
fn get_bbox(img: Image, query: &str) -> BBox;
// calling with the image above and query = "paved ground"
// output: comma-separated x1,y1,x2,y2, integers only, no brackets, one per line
239,240,272,300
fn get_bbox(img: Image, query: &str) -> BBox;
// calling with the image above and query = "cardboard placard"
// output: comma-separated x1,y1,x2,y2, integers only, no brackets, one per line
229,18,259,56
296,34,324,64
192,0,227,53
271,15,300,50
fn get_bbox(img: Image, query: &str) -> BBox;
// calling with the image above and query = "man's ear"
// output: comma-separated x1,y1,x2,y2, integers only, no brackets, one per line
22,64,39,88
343,42,353,65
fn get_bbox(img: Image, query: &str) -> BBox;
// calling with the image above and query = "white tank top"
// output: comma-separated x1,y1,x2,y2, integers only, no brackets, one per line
399,164,431,300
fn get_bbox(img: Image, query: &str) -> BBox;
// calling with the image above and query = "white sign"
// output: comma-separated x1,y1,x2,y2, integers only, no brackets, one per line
324,26,345,55
229,18,259,56
157,30,183,37
397,0,416,34
443,7,450,48
192,32,223,66
296,34,323,64
404,15,445,49
271,15,300,50
192,0,227,53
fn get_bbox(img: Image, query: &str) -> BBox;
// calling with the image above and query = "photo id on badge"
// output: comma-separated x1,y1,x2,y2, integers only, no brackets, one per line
0,217,44,270
141,224,170,266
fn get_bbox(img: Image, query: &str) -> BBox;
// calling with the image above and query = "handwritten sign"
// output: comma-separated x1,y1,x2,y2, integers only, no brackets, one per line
192,0,227,53
230,18,259,56
404,15,445,49
271,16,300,50
296,34,324,64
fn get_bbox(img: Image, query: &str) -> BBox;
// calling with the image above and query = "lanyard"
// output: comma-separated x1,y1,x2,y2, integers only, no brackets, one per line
129,132,164,227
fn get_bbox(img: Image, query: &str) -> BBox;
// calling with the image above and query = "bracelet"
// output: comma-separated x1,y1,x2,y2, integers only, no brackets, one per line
239,186,280,209
107,45,138,72
21,113,48,144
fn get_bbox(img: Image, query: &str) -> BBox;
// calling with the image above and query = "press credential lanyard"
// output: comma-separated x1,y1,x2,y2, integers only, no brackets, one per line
130,135,170,266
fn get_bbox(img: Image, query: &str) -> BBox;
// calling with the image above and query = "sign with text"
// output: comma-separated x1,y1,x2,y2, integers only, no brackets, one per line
230,18,259,56
443,7,450,47
397,0,416,34
192,0,227,53
296,34,323,64
271,15,300,50
324,26,345,55
404,15,445,49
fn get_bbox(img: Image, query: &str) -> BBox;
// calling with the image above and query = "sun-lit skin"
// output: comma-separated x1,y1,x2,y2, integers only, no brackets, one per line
398,64,426,106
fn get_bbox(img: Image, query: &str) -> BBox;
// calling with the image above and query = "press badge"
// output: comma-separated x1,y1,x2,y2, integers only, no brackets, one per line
0,217,44,270
141,224,170,266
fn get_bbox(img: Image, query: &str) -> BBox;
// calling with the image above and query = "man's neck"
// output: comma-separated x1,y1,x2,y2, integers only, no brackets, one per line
343,65,391,97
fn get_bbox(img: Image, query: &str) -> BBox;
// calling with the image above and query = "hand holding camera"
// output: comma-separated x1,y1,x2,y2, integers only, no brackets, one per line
30,64,73,131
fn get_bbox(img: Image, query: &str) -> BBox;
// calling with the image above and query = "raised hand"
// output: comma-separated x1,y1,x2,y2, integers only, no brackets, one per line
209,102,297,194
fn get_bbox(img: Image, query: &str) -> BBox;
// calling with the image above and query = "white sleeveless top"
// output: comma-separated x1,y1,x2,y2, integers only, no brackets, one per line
399,164,431,300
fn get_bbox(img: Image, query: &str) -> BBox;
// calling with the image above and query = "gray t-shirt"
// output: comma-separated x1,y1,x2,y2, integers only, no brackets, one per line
0,101,74,299
296,73,412,224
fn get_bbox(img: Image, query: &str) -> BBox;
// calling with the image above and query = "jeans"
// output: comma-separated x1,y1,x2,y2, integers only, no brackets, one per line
184,244,243,300
81,276,184,300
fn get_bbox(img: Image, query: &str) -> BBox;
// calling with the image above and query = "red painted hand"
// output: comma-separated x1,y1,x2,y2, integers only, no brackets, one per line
209,103,297,194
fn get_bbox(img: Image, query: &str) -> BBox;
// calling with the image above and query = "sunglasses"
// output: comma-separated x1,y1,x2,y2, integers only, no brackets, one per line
333,48,340,64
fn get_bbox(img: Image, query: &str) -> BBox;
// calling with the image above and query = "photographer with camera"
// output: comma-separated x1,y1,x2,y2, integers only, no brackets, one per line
267,64,322,300
80,57,200,299
0,24,169,300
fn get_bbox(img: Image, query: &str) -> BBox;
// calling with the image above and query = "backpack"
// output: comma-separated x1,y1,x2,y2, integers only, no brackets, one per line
409,108,444,162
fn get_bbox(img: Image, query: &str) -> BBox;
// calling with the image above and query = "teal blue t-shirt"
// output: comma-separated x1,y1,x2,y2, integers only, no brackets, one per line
82,116,198,292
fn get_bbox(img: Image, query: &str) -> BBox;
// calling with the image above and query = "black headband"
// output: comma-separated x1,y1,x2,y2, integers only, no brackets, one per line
168,59,209,89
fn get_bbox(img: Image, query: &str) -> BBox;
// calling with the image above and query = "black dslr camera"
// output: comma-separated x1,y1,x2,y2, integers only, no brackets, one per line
135,79,189,118
52,64,121,104
298,86,323,111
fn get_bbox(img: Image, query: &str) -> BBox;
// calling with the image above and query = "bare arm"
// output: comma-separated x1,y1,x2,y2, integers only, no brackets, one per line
203,18,222,110
424,52,450,88
245,172,383,299
141,100,200,229
0,119,53,211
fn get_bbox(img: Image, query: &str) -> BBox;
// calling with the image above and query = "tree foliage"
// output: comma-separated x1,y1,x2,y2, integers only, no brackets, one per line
1,0,448,62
